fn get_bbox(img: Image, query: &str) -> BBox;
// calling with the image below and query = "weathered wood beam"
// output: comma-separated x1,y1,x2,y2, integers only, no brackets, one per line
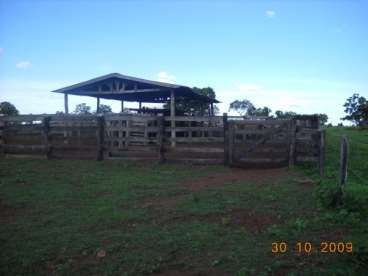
69,88,163,95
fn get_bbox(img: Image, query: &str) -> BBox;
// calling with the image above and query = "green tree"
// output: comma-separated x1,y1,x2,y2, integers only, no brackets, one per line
73,103,91,115
96,104,112,114
166,87,218,116
275,110,297,119
342,93,368,125
0,101,19,115
316,113,328,125
229,99,256,116
253,106,272,117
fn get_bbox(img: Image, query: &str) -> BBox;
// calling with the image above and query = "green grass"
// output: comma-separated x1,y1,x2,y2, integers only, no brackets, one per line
1,128,367,275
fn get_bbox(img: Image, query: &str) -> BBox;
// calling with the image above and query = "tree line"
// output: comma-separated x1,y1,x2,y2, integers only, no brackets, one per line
1,90,367,126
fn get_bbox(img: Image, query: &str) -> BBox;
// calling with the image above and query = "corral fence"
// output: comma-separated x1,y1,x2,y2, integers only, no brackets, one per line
0,113,325,171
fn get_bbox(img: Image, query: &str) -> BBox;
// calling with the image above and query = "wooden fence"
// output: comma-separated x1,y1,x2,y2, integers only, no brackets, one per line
0,114,325,170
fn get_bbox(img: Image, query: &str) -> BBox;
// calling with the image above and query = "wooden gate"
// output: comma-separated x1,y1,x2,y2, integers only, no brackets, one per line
228,119,292,168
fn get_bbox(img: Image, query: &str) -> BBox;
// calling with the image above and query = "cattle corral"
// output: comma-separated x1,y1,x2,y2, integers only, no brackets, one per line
0,113,324,171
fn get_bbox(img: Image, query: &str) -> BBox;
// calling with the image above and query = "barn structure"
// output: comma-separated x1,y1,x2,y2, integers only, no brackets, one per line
0,73,324,171
51,73,219,116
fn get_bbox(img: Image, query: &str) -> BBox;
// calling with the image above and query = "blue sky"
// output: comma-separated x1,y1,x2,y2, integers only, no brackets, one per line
0,0,367,124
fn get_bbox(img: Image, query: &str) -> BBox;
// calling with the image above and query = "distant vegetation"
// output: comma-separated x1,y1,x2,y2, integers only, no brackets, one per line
342,93,368,126
228,99,328,125
72,103,112,115
0,101,19,116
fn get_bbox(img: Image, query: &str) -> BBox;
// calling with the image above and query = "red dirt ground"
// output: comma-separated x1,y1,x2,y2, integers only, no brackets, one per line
181,167,296,192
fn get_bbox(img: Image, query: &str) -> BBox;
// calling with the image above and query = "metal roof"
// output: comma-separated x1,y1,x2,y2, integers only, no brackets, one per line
52,73,219,103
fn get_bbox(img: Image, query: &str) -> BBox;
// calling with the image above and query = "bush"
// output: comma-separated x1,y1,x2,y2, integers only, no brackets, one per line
315,179,368,218
342,184,368,217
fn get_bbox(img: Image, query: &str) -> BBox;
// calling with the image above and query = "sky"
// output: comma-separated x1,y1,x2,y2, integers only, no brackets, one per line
0,0,367,124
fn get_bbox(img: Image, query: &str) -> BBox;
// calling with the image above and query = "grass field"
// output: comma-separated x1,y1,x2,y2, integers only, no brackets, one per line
0,127,367,275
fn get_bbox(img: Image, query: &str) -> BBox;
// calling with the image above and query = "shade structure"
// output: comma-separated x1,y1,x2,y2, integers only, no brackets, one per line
51,73,219,104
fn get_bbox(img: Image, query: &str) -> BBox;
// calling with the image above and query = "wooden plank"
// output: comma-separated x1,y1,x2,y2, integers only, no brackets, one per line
166,137,224,143
0,115,49,122
166,146,224,153
5,153,46,159
233,119,291,126
173,127,224,132
3,144,48,154
164,116,223,123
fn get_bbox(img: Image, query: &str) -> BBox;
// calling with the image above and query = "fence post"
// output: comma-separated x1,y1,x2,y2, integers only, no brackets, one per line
43,116,51,159
288,118,296,168
319,130,326,177
228,121,234,166
339,136,348,186
223,113,229,165
157,115,165,163
96,115,105,161
0,119,4,158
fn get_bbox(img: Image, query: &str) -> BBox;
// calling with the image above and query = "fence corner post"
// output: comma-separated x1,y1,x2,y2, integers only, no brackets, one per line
319,129,326,177
288,118,296,168
157,114,165,163
96,115,105,161
223,113,229,165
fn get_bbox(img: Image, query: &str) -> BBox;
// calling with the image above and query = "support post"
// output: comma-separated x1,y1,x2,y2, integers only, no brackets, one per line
339,136,348,186
170,89,176,147
43,116,51,159
210,102,214,116
157,115,165,163
319,130,326,177
139,101,142,112
288,118,296,168
97,97,100,114
64,93,69,114
121,100,124,113
223,113,229,165
96,115,105,161
0,119,5,158
228,121,234,166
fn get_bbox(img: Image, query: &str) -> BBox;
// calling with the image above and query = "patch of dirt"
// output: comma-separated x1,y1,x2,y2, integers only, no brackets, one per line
165,208,282,234
181,168,293,192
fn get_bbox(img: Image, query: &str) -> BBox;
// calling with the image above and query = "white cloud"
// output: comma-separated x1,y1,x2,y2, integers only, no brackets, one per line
157,71,176,84
16,61,32,69
265,10,276,18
